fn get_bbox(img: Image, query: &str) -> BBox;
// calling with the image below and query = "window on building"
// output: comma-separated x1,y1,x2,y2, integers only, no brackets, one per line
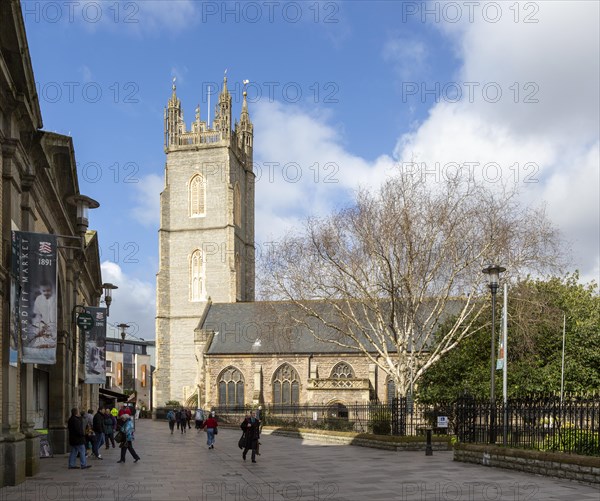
235,252,242,301
386,378,396,403
272,364,300,406
189,174,206,217
106,360,113,372
217,367,244,408
234,182,241,227
330,362,355,379
106,376,112,389
190,249,205,301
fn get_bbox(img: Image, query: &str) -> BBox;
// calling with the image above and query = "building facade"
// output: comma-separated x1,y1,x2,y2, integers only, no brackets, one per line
154,77,255,407
0,1,104,486
104,337,154,412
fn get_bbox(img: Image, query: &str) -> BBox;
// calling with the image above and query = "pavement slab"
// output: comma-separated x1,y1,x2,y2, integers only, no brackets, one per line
1,419,598,501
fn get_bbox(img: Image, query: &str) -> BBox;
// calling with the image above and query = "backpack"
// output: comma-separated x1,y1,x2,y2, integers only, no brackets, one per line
167,411,175,421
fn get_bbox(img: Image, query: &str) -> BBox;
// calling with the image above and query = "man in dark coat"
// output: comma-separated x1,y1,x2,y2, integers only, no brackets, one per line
68,408,91,469
91,407,104,458
240,411,261,463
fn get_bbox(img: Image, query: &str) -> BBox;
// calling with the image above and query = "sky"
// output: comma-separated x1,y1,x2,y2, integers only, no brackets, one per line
22,0,599,341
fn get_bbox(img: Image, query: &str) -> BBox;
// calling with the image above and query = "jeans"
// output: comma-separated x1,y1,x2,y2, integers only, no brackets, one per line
69,444,87,468
206,428,215,446
169,421,175,433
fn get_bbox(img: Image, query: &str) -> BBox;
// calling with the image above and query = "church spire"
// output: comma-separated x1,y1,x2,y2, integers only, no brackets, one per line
237,79,253,155
165,77,183,150
214,70,231,139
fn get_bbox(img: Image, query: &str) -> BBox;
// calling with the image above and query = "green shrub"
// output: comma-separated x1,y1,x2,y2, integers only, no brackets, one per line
542,425,600,456
370,408,391,435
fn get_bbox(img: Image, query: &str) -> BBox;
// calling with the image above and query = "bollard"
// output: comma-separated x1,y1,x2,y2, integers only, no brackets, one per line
425,429,433,456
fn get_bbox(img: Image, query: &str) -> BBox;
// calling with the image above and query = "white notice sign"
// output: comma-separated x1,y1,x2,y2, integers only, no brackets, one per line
437,416,449,428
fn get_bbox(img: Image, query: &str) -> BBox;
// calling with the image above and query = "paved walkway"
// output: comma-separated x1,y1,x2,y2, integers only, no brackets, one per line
1,419,598,500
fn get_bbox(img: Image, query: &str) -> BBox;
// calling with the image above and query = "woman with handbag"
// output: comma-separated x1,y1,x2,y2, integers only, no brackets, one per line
203,412,218,449
116,414,141,463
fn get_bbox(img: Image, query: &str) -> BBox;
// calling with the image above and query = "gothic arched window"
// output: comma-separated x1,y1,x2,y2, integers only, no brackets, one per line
190,249,205,301
234,182,241,227
217,367,245,407
189,174,206,217
272,364,300,406
330,362,355,379
386,377,396,403
235,252,242,301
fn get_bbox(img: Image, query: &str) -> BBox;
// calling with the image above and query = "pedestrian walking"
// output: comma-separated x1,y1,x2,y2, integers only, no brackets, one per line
203,413,218,449
117,414,140,463
166,409,176,434
178,408,187,434
194,408,205,430
240,411,260,463
187,408,192,429
92,407,105,459
67,408,91,469
104,408,116,449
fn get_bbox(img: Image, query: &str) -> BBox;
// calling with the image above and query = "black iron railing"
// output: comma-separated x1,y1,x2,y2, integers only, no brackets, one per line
211,393,599,456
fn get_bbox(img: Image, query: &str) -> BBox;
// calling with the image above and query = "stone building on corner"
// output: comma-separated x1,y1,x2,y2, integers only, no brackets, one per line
1,1,104,486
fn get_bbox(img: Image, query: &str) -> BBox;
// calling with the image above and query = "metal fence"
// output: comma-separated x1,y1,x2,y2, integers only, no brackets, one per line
212,393,600,456
455,393,600,456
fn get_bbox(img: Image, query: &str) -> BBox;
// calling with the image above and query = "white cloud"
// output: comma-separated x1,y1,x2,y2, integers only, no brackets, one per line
131,174,163,227
101,261,155,340
394,1,600,283
252,100,396,244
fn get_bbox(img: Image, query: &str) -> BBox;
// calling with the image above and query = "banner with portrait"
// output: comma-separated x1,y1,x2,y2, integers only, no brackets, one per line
84,307,107,383
11,231,58,364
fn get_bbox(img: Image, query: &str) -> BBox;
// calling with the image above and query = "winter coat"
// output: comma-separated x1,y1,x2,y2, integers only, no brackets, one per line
240,418,260,449
103,413,115,435
119,419,135,442
68,415,86,446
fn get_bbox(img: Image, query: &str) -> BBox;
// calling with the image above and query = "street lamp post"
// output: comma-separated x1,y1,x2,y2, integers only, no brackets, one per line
483,264,506,444
102,283,118,316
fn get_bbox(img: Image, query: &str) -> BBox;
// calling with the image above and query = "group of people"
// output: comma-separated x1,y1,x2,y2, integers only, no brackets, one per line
164,407,262,461
165,408,194,434
67,405,140,469
166,408,219,449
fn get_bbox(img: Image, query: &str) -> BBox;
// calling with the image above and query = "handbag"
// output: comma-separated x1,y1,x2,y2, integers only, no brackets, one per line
238,433,246,449
214,427,218,435
115,430,125,443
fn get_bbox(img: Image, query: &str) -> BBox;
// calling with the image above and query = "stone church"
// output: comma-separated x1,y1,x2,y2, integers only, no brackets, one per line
153,77,397,412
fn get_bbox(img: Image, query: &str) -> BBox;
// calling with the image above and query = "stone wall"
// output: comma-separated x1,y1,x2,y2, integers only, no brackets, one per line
454,444,600,484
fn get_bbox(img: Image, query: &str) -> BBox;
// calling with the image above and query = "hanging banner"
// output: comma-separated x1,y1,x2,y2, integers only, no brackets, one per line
11,231,58,364
84,307,107,383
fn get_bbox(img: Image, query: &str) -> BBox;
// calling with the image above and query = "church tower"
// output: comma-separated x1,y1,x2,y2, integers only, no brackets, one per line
154,76,255,407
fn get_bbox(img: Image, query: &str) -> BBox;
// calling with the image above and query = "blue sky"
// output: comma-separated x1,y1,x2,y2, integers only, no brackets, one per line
22,1,599,340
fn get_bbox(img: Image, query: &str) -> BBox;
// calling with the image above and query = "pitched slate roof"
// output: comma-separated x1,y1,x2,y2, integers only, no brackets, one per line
201,299,465,355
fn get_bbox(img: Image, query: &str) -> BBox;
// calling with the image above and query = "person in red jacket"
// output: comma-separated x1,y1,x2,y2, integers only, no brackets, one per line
203,412,218,449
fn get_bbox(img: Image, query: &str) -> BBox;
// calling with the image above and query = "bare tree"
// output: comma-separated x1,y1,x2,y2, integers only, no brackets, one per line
260,172,564,396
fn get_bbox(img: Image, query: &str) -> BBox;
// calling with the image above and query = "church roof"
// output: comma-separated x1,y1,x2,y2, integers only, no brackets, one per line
201,299,465,355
